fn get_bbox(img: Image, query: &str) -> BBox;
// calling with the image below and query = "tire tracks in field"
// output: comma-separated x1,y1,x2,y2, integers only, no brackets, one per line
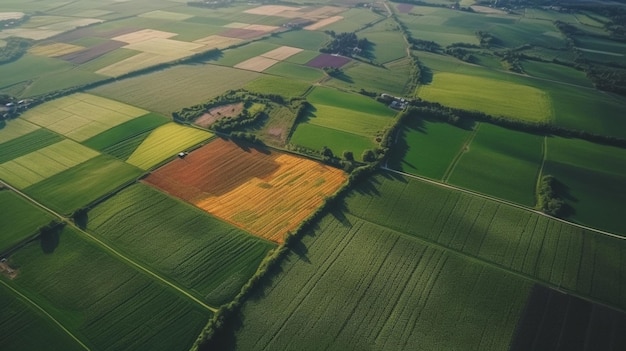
0,180,218,315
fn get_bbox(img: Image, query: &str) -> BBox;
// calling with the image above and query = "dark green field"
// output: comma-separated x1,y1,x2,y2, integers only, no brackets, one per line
0,190,54,253
0,128,63,163
82,113,169,151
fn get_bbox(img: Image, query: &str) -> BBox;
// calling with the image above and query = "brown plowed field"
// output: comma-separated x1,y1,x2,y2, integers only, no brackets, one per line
144,139,347,243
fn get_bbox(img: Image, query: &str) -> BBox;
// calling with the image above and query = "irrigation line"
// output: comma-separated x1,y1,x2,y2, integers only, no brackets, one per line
0,180,218,313
379,167,626,240
0,279,91,351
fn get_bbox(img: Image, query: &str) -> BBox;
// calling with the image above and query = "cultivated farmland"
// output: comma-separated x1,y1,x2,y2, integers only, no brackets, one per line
144,138,347,243
0,190,54,253
87,184,275,306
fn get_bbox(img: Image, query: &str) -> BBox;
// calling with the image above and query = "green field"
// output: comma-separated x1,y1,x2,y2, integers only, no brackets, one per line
87,184,275,305
244,75,311,98
0,283,86,351
290,123,376,161
264,30,327,52
344,172,626,309
125,123,212,170
521,60,593,87
359,19,408,64
0,128,63,163
448,124,544,206
0,139,100,189
263,62,325,83
24,155,143,214
325,59,414,96
308,86,396,117
305,104,395,137
321,7,382,33
215,41,281,67
0,190,55,253
229,212,531,350
543,137,626,235
6,226,211,350
82,112,169,151
387,118,472,179
90,64,260,116
0,119,40,144
417,72,552,122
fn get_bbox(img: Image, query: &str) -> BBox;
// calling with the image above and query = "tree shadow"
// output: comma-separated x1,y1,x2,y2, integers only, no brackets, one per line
352,173,381,196
73,209,88,229
294,104,317,124
333,71,354,83
0,120,5,130
420,65,433,85
359,41,376,61
329,199,352,228
40,224,63,254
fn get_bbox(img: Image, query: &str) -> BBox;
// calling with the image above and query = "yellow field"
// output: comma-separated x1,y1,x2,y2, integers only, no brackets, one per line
244,5,301,16
22,93,147,141
126,123,213,170
0,28,60,40
301,6,345,19
304,16,344,30
0,12,24,21
29,43,84,57
224,22,249,28
234,56,279,72
0,139,99,188
243,24,280,33
123,38,205,56
0,119,40,144
192,35,242,49
112,29,177,44
261,46,303,60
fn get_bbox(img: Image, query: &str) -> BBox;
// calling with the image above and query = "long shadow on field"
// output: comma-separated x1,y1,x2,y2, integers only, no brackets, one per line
40,225,62,254
330,199,352,228
294,105,317,124
380,168,409,183
352,173,381,196
420,65,433,85
359,41,376,61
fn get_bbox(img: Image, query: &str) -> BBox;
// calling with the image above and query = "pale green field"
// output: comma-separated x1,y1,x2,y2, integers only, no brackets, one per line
0,119,40,144
417,72,552,122
0,139,99,188
126,123,213,170
22,93,147,141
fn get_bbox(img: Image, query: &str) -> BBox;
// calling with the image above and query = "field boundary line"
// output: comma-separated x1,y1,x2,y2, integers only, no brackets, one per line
441,122,480,183
534,135,548,205
0,180,218,313
380,167,626,240
0,279,91,351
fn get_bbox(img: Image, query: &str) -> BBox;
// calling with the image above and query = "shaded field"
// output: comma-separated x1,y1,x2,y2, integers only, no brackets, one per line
0,139,99,189
325,59,414,96
90,64,260,116
0,128,63,163
228,213,531,350
511,284,626,351
264,30,327,51
344,172,626,310
0,283,85,351
290,123,376,161
543,137,626,235
22,93,147,142
24,155,143,215
6,226,210,351
0,190,55,253
145,139,347,243
307,86,395,117
263,62,325,82
87,184,275,306
448,124,544,207
125,123,213,170
244,75,311,97
82,112,169,151
387,118,472,180
417,72,552,123
305,104,395,137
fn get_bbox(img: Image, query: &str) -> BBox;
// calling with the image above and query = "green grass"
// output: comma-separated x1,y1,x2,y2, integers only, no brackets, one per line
24,155,143,215
521,60,593,87
215,42,282,67
418,72,552,122
21,70,107,98
0,283,86,351
0,55,74,93
264,30,328,51
490,19,567,49
290,123,376,161
0,128,63,163
0,190,55,253
78,48,140,73
229,212,531,350
308,86,395,117
305,104,394,137
264,61,325,82
82,112,169,151
244,75,311,97
543,137,626,235
0,119,40,144
343,172,626,309
6,226,210,351
387,118,472,179
283,50,321,65
448,124,544,206
321,7,382,33
87,184,275,305
90,64,260,116
325,59,414,96
125,123,213,170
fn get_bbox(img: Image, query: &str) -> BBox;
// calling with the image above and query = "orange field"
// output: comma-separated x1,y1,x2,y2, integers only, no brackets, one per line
144,139,347,243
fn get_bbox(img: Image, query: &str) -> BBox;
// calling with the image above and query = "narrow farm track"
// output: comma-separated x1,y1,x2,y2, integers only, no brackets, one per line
380,167,626,240
0,279,91,351
0,180,218,313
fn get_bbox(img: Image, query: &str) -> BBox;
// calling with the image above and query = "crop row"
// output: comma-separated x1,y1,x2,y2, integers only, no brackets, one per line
344,172,626,309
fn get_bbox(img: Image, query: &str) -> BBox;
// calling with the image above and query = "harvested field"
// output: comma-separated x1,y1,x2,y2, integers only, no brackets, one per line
304,16,343,30
396,3,414,13
224,22,249,28
0,12,24,21
138,10,193,21
234,56,279,72
144,139,347,243
193,35,242,49
29,43,84,57
220,28,266,39
306,53,351,68
0,28,61,40
301,6,345,19
244,5,301,16
471,5,508,14
260,45,303,60
112,29,177,44
58,40,126,64
194,102,244,128
243,24,281,32
123,38,205,55
97,27,140,40
96,52,188,77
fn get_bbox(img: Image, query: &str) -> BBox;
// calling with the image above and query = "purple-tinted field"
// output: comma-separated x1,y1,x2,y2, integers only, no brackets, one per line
98,27,141,39
396,3,414,13
306,53,351,68
58,40,127,64
220,28,266,39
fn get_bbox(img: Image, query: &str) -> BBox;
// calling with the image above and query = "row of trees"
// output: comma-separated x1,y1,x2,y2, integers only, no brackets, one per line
0,37,32,64
320,31,369,56
536,175,568,217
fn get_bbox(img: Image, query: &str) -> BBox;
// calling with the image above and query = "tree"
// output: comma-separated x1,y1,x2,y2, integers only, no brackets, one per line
321,146,334,159
362,149,376,162
342,150,354,161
